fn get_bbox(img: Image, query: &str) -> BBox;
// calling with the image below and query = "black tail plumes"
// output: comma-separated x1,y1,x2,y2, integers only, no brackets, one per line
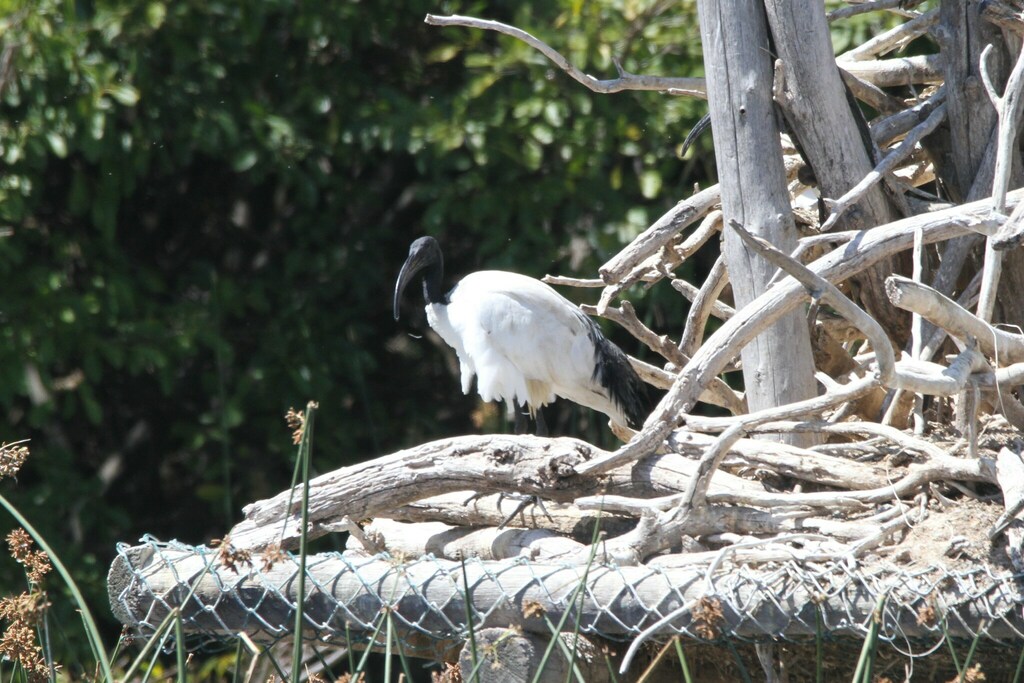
586,322,654,430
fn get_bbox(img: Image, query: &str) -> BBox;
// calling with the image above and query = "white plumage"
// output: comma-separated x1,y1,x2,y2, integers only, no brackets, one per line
394,237,650,433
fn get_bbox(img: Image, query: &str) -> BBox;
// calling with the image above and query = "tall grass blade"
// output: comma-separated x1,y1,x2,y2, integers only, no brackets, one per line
352,608,389,675
0,493,114,683
941,616,962,675
174,612,186,683
815,605,824,683
290,402,317,683
461,559,479,680
530,512,604,683
230,638,244,683
345,623,356,676
725,640,753,683
635,637,676,683
388,613,417,683
1012,644,1024,683
672,637,692,683
384,609,394,682
601,650,620,683
957,622,985,683
851,593,886,683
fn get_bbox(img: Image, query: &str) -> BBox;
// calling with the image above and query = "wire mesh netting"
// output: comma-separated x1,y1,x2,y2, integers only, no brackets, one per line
109,535,1024,660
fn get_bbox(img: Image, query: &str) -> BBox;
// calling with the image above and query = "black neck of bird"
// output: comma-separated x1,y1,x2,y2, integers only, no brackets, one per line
421,259,445,305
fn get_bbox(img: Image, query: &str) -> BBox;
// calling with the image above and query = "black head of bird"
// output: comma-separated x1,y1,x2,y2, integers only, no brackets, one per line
394,236,446,321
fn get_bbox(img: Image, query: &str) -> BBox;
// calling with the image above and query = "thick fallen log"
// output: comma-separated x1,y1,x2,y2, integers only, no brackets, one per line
227,435,763,550
108,540,1024,662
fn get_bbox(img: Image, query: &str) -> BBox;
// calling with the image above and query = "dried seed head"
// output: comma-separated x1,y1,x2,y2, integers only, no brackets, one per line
0,442,29,480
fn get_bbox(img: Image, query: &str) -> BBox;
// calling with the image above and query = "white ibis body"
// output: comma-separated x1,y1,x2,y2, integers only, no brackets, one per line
393,236,651,433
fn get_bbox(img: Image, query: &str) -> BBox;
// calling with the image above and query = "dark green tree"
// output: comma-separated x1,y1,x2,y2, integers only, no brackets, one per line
0,0,707,657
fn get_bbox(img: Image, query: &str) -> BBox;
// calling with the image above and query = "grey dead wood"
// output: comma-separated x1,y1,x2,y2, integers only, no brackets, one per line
840,8,939,61
991,192,1024,250
938,0,1004,201
766,0,909,345
923,2,1012,343
827,0,927,21
599,185,721,283
226,435,764,551
838,55,944,86
679,256,728,358
885,274,1024,363
980,0,1024,35
423,14,705,96
389,492,637,540
696,0,818,446
349,519,585,562
991,447,1024,537
840,67,907,115
735,220,992,398
581,191,1012,478
870,86,947,147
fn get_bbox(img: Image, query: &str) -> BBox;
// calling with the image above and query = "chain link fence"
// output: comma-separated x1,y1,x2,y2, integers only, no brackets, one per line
108,535,1024,663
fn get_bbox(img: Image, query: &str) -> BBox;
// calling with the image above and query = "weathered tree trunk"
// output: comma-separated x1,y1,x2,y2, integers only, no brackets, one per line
695,0,818,445
939,0,1005,201
765,0,909,346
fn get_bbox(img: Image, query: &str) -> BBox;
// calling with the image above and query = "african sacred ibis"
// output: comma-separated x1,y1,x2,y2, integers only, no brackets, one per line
393,236,651,434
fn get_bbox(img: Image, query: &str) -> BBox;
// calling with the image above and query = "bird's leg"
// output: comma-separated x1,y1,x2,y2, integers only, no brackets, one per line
461,491,553,530
497,494,552,530
512,399,529,435
534,407,548,437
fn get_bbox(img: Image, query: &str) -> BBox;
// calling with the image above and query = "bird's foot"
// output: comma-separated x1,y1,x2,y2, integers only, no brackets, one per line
462,491,490,507
496,493,551,530
462,491,552,529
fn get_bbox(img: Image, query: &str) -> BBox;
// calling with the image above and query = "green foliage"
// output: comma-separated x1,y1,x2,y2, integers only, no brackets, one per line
0,0,708,659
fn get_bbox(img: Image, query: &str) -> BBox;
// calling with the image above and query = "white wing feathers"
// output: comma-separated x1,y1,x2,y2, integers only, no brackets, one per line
425,270,627,426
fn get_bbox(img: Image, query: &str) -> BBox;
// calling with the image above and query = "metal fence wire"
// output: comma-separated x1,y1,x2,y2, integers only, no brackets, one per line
108,535,1024,660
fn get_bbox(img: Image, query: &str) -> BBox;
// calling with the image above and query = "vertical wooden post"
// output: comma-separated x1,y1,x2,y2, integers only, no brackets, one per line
696,0,817,444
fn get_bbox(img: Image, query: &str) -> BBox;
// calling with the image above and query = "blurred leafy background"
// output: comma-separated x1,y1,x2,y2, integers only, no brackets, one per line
0,0,895,665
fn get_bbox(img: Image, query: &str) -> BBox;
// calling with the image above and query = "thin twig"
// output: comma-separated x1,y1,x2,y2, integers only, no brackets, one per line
976,42,1024,320
424,14,706,96
670,278,734,321
838,8,939,61
828,0,927,21
679,256,729,357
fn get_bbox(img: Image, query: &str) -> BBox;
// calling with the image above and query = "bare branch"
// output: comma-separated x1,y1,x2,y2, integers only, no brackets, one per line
870,85,947,146
670,276,734,322
820,102,947,232
886,274,1024,363
976,42,1024,320
838,55,943,87
678,256,729,357
599,185,721,283
979,0,1024,35
424,14,706,96
828,0,929,21
839,8,939,61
